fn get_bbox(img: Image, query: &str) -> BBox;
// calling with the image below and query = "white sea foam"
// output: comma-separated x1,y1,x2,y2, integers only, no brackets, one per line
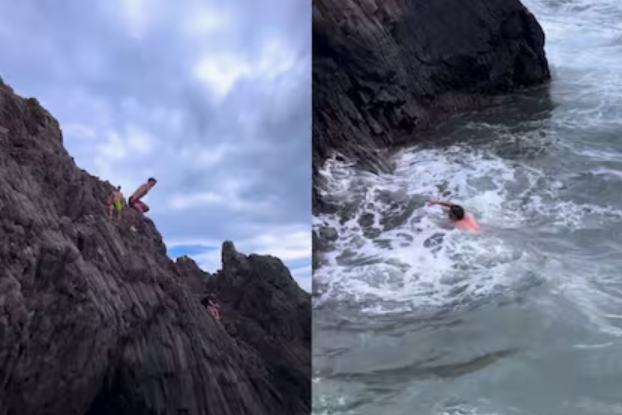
314,138,622,316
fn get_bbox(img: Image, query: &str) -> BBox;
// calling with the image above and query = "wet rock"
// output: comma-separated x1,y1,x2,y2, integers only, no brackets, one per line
363,228,381,240
318,226,339,242
174,255,205,294
313,229,335,255
312,250,327,271
374,188,407,206
424,232,445,250
0,78,310,415
397,232,414,243
312,228,335,271
380,199,419,232
373,239,392,250
357,212,381,238
335,249,357,267
358,212,375,228
338,203,358,225
312,0,551,212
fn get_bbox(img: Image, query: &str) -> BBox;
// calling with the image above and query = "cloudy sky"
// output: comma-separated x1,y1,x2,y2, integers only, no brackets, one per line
0,0,311,290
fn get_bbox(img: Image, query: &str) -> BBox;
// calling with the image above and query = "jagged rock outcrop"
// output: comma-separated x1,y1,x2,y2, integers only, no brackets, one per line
204,242,311,413
312,0,551,212
0,78,310,415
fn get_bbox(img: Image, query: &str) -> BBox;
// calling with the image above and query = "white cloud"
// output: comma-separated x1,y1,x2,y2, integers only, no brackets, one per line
194,35,299,101
93,124,154,181
63,123,96,140
126,125,154,155
120,0,149,39
184,7,232,36
166,184,274,213
244,229,310,262
166,236,222,248
193,249,222,275
120,96,141,114
169,192,224,210
98,130,128,161
256,37,297,80
179,143,230,170
194,53,252,99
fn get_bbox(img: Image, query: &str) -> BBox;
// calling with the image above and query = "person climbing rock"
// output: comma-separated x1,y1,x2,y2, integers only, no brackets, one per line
107,186,124,219
429,199,480,232
201,294,221,321
128,177,157,214
207,299,221,321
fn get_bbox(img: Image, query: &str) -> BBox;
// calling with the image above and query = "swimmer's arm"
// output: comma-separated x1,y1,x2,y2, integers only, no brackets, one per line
428,200,454,208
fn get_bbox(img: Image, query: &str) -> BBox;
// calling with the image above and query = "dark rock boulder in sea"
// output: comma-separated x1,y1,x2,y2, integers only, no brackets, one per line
0,78,311,415
312,0,551,212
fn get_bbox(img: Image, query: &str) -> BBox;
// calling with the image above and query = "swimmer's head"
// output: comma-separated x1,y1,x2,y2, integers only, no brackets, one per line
449,205,465,221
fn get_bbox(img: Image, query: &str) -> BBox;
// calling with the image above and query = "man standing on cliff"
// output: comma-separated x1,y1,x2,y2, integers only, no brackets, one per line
429,199,480,232
107,186,125,219
128,177,157,214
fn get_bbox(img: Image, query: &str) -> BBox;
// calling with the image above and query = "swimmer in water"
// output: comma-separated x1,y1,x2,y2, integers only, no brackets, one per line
428,200,480,232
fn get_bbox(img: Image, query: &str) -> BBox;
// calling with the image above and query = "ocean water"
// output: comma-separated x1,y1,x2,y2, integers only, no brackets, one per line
312,0,622,414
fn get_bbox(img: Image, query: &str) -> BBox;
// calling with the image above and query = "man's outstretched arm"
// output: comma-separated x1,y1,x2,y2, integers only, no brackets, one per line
429,200,454,208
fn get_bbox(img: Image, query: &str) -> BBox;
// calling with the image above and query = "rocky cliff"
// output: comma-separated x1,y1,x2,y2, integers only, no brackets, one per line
0,78,311,415
312,0,551,211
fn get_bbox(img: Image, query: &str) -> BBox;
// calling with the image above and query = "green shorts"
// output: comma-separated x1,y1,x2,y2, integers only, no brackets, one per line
114,201,123,211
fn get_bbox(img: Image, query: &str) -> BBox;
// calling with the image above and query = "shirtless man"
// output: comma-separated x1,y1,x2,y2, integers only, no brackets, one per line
207,299,221,321
107,186,124,218
429,200,480,232
201,294,221,321
128,177,157,214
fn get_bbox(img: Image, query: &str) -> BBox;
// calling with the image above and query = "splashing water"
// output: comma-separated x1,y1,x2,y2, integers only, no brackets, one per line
313,0,622,414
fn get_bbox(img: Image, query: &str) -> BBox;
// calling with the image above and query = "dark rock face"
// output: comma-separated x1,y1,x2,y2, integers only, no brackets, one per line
204,242,311,415
312,0,551,212
0,79,310,415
